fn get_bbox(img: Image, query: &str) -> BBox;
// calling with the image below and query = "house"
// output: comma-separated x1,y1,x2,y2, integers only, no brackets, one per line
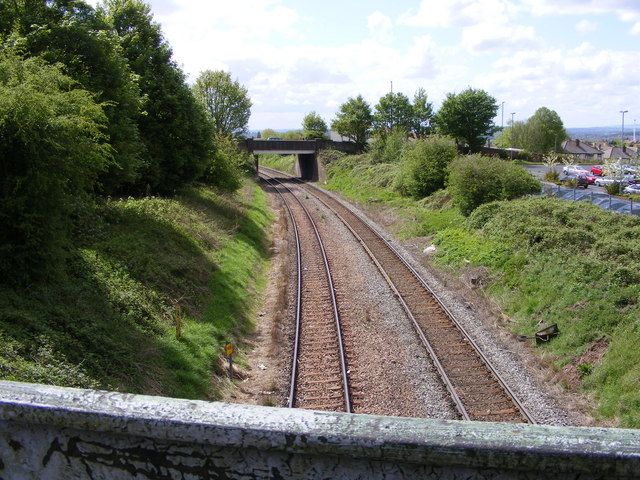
601,145,638,161
562,139,603,161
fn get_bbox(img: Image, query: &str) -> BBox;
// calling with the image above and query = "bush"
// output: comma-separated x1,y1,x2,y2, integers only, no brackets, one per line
395,136,458,198
447,155,541,216
605,182,622,195
370,128,407,164
203,134,248,192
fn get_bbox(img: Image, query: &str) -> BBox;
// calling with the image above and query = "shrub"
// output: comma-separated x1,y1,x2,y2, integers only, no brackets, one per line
370,128,407,164
395,136,458,198
447,155,541,216
204,134,248,192
605,182,622,195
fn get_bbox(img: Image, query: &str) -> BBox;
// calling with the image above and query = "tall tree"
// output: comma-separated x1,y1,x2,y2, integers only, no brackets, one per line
104,0,212,193
0,50,110,282
525,107,567,153
192,70,252,139
0,0,143,193
434,88,498,153
373,92,414,135
331,94,372,151
302,111,328,139
411,88,434,138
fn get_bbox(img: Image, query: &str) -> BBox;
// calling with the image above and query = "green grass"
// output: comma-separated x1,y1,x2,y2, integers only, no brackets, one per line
323,155,640,428
259,154,297,174
0,182,272,399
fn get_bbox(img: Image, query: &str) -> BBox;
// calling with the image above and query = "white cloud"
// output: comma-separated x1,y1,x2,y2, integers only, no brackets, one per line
461,23,538,54
521,0,640,23
398,0,513,28
575,20,598,33
630,22,640,35
368,12,394,44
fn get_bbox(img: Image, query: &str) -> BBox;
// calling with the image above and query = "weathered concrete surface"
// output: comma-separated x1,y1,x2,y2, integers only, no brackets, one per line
1,380,639,479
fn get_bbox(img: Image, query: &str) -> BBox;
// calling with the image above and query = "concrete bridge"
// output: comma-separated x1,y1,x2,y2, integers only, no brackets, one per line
240,138,359,181
2,380,640,479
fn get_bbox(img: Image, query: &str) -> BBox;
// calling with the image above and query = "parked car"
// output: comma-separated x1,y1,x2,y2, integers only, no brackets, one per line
594,177,618,187
583,173,596,184
624,184,640,195
559,174,589,188
563,165,588,175
591,165,603,176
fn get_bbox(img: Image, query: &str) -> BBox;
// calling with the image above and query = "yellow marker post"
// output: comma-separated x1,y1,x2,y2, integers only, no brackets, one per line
226,342,234,379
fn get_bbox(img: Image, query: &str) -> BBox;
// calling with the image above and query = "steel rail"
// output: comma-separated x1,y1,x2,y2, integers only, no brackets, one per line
261,172,352,413
302,180,536,424
259,167,534,424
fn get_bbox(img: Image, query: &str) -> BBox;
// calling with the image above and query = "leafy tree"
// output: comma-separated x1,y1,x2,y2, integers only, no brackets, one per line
302,111,328,139
434,88,498,153
282,130,303,140
373,92,414,135
0,50,110,282
103,0,212,193
448,155,541,215
396,136,457,198
203,133,246,192
370,128,408,164
331,94,372,151
496,107,567,154
525,107,567,153
192,70,252,139
259,128,279,139
0,0,144,193
411,88,434,138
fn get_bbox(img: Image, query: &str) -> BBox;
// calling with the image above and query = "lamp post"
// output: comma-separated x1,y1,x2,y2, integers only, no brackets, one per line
510,112,515,160
501,101,505,130
620,110,628,144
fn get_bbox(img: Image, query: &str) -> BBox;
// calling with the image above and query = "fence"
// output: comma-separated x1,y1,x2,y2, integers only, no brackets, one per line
540,183,638,216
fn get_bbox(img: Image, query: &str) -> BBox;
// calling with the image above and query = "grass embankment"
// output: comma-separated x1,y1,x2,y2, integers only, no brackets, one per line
318,153,640,428
0,182,272,399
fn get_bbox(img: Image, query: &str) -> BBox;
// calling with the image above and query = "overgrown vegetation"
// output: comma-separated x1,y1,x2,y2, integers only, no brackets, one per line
319,138,640,428
0,184,272,399
448,155,541,216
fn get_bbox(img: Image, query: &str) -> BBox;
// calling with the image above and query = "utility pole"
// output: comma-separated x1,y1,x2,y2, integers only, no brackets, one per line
501,101,505,130
510,112,515,160
620,110,628,144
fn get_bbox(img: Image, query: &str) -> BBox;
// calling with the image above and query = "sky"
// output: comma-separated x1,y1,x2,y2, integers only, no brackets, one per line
87,0,640,132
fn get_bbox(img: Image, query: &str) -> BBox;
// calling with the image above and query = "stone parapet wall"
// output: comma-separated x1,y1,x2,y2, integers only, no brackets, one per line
1,381,639,479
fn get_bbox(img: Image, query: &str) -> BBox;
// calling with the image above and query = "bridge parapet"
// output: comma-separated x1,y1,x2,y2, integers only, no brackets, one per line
240,138,359,154
1,380,640,479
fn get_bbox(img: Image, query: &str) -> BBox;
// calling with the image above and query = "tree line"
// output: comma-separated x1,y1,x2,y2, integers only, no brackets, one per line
0,0,252,283
280,89,567,157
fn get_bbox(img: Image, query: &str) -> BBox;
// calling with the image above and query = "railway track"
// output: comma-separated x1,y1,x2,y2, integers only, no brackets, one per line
261,174,352,412
260,167,535,424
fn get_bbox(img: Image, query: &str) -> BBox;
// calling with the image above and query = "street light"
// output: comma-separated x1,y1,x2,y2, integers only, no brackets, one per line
620,110,628,143
501,101,505,130
510,112,515,160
